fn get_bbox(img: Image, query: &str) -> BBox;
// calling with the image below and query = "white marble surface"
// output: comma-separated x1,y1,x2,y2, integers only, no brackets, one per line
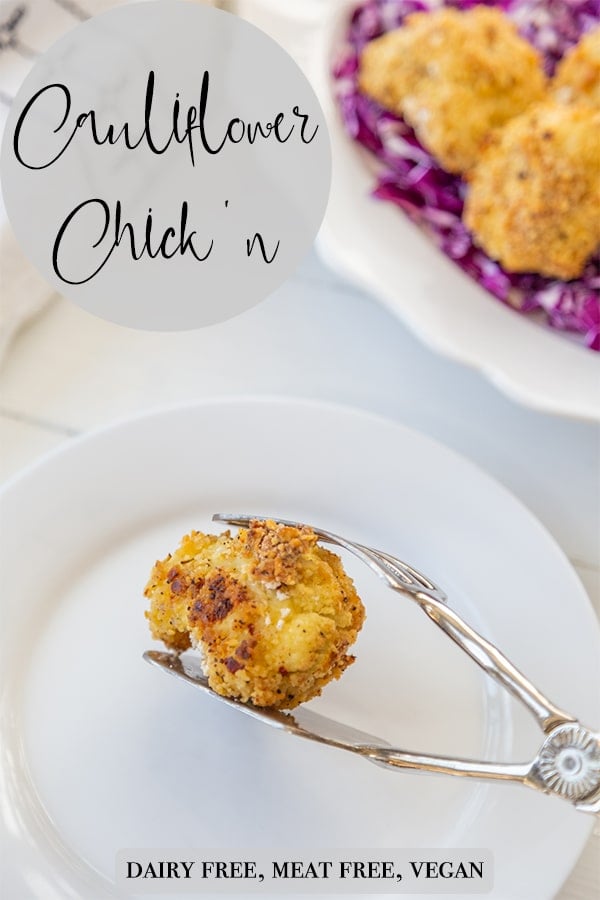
0,248,598,898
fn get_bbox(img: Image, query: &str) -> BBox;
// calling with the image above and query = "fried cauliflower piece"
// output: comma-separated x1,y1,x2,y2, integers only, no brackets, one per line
464,101,600,280
358,6,547,174
144,520,365,709
553,27,600,107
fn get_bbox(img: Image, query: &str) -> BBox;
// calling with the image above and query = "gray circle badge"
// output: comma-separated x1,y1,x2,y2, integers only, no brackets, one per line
1,2,331,329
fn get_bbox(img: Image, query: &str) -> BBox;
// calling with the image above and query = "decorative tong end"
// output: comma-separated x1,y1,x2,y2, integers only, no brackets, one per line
535,723,600,804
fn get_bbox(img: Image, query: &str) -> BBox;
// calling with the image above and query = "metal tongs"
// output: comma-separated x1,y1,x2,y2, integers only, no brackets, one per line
144,514,600,815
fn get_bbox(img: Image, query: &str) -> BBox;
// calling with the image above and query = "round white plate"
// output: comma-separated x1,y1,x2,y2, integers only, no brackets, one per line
311,1,600,423
1,398,598,900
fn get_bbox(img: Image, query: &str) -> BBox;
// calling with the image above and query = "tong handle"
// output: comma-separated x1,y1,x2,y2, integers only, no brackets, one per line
365,726,600,814
365,746,532,785
410,592,574,733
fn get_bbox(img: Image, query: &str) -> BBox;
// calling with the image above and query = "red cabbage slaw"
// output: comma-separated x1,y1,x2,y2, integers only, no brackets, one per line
333,0,600,350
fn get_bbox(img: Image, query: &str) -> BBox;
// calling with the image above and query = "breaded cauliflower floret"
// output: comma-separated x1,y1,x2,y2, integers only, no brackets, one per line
464,101,600,280
144,520,365,709
358,6,547,174
553,27,600,107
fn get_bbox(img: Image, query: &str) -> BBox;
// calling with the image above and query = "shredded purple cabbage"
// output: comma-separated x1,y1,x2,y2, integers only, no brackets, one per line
333,0,600,350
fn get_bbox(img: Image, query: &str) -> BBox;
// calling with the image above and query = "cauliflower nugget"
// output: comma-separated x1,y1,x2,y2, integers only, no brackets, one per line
145,520,365,709
553,27,600,107
358,6,547,173
464,101,600,280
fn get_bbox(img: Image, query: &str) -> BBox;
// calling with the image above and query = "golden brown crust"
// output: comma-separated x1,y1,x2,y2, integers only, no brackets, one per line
244,519,318,587
144,521,366,709
358,6,547,174
553,27,600,107
464,101,600,279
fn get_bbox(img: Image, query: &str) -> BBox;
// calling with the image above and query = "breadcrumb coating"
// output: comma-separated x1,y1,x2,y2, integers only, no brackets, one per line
358,6,547,174
144,520,365,709
464,101,600,280
553,27,600,108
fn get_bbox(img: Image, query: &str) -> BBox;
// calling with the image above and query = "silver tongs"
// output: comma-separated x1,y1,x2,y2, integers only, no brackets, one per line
144,514,600,815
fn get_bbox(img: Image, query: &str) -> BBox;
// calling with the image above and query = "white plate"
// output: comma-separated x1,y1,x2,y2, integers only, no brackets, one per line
1,398,598,900
311,1,600,423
